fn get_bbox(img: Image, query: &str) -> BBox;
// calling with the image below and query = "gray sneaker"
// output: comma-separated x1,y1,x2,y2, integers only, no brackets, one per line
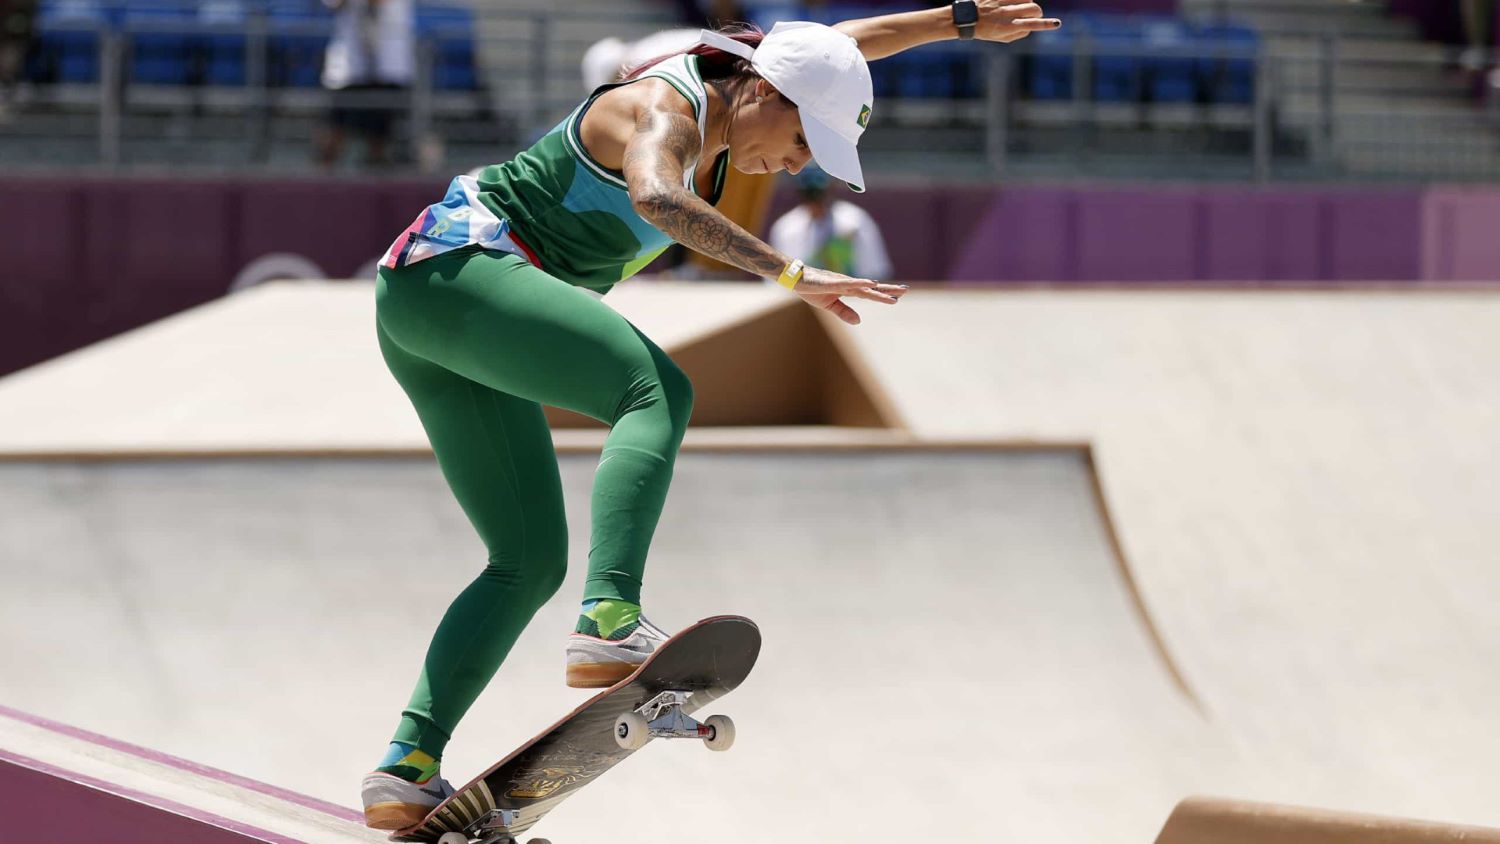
360,771,455,830
566,616,671,688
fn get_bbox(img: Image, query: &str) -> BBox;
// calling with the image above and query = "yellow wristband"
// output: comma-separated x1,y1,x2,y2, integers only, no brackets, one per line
777,259,805,290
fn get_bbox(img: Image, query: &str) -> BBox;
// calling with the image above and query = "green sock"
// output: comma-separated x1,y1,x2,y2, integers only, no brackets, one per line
575,599,641,640
375,741,440,783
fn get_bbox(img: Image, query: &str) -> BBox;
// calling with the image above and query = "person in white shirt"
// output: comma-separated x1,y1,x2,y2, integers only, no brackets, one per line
317,0,415,169
767,166,893,281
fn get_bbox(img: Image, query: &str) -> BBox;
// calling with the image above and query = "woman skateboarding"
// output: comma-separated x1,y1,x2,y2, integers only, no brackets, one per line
362,2,1060,829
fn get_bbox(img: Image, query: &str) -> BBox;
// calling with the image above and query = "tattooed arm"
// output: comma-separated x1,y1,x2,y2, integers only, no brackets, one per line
623,101,788,278
622,93,908,324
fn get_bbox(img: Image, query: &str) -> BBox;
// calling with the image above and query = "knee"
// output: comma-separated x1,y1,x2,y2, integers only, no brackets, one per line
613,359,694,438
658,361,695,438
483,528,567,607
530,553,567,607
527,529,568,606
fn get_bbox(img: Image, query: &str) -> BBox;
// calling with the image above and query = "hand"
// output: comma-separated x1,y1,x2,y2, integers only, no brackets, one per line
974,2,1062,44
793,266,909,326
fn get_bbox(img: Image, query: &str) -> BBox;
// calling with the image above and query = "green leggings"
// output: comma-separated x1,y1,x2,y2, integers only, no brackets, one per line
375,246,693,759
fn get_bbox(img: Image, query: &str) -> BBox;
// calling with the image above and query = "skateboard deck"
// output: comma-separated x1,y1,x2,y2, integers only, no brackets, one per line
392,615,761,843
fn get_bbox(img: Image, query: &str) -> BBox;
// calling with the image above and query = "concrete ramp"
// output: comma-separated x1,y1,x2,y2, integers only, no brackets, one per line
1156,797,1500,844
9,283,1500,840
0,447,1203,843
844,290,1500,829
0,704,382,843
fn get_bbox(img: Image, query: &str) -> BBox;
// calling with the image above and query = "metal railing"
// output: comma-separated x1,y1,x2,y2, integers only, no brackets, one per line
4,16,1499,182
977,34,1500,182
986,36,1272,181
1,8,676,172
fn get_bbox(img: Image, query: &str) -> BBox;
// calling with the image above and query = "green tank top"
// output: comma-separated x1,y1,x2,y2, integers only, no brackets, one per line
473,53,729,294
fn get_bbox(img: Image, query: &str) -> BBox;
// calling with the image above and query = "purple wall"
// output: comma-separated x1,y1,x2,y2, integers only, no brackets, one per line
1422,188,1500,281
769,183,1433,284
3,175,1499,377
0,175,445,377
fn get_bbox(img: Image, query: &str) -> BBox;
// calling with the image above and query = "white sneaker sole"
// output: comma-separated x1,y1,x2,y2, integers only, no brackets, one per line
360,772,448,830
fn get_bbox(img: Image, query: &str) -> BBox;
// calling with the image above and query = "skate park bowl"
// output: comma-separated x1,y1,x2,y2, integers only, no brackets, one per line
3,280,1500,842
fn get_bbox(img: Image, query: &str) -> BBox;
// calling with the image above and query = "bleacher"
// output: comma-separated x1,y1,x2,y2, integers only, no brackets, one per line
25,0,481,91
15,0,1479,181
744,3,1260,105
20,1,1262,113
1026,12,1259,105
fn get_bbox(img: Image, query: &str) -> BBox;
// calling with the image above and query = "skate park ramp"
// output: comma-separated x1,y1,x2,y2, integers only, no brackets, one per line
0,703,383,843
5,281,1500,842
0,447,1207,843
0,279,901,453
838,289,1500,832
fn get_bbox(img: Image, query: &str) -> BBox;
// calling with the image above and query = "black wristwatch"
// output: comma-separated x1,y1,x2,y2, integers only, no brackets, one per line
952,0,978,40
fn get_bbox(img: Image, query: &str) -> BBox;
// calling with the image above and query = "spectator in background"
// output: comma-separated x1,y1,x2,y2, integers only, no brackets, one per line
316,0,415,170
0,0,35,117
768,166,893,281
1458,0,1494,74
1460,0,1496,51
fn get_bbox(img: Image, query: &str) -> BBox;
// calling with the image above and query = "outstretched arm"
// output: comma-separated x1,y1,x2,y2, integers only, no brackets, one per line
834,1,1061,62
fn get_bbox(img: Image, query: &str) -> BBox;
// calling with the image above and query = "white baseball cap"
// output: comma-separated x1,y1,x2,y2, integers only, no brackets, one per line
696,22,873,193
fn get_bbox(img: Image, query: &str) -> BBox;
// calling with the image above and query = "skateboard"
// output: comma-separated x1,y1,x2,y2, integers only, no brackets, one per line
392,615,761,844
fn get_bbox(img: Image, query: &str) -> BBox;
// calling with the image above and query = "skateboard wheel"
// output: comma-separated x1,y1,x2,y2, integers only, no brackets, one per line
529,839,552,844
703,714,735,751
614,711,650,750
437,833,469,844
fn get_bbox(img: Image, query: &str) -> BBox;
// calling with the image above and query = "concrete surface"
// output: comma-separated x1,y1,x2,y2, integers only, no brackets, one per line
0,448,1202,843
6,283,1500,840
845,289,1500,828
0,280,786,453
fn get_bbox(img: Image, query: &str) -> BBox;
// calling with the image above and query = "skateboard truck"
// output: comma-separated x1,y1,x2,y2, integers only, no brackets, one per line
612,690,736,752
440,809,551,844
467,808,519,839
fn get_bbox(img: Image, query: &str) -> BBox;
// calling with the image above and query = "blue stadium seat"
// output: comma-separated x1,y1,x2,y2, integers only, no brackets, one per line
740,0,801,31
864,59,898,99
33,0,107,83
924,39,984,99
1195,23,1258,104
1141,16,1195,103
1088,14,1142,103
123,1,196,86
416,3,479,91
267,0,329,88
1027,23,1074,100
1020,13,1259,106
200,0,250,86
